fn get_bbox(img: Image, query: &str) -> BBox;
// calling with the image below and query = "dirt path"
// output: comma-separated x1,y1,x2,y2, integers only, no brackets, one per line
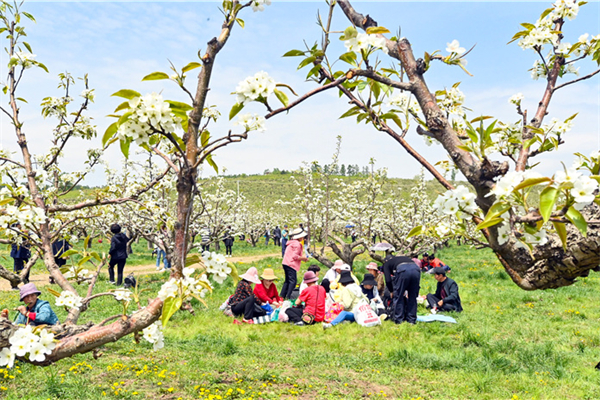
1,252,282,291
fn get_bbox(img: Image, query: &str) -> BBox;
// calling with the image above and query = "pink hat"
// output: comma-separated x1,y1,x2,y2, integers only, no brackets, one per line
19,283,41,301
366,262,379,271
303,271,318,284
333,260,343,269
239,267,261,284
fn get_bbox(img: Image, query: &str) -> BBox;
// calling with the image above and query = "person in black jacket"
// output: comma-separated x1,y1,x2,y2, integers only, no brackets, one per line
10,223,31,284
223,226,235,257
108,224,129,285
383,255,421,324
426,267,463,312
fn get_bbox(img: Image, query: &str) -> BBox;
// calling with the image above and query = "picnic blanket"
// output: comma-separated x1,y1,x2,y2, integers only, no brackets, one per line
416,314,457,323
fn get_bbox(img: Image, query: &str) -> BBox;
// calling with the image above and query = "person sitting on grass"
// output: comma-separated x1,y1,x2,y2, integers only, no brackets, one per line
15,283,59,326
329,264,360,291
254,268,283,308
425,267,463,313
299,265,321,295
423,253,450,273
321,259,343,293
286,271,326,326
322,271,365,329
366,262,385,295
230,267,265,324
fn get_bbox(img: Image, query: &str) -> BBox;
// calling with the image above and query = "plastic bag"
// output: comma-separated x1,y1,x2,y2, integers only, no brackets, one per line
354,300,381,327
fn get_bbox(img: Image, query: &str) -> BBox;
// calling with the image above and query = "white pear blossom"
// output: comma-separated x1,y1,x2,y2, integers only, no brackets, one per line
250,0,271,12
578,33,589,43
446,40,465,55
28,342,48,362
235,113,266,132
235,71,276,105
386,92,421,114
509,93,524,105
0,348,15,368
55,291,83,310
524,229,548,246
157,279,179,301
344,32,388,55
572,176,598,205
554,167,582,185
113,288,132,302
497,223,511,245
142,321,165,351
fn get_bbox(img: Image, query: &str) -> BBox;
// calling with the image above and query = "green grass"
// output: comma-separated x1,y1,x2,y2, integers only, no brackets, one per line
2,245,600,399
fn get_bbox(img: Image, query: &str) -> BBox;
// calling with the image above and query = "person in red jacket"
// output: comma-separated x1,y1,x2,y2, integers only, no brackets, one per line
253,268,283,307
286,271,326,326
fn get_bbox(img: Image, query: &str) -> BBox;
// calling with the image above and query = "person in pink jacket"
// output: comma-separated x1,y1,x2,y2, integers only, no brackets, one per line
280,228,308,299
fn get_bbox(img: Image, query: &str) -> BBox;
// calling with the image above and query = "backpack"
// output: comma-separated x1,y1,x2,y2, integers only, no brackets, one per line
124,273,137,289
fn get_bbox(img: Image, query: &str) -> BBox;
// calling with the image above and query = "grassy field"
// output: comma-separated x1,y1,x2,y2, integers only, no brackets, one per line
2,245,600,399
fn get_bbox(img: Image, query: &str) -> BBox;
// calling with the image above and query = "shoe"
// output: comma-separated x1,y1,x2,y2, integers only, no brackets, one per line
295,321,305,326
242,319,254,324
157,268,166,272
379,314,388,322
109,281,116,285
233,319,242,325
431,308,438,315
322,323,332,330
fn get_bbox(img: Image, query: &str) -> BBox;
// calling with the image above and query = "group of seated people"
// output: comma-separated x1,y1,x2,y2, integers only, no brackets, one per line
224,253,462,328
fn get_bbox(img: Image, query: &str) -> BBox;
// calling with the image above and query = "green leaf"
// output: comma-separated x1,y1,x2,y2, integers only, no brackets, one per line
520,22,536,31
182,62,202,73
112,89,141,100
78,255,92,266
90,251,102,262
476,217,504,230
227,262,239,285
84,236,90,250
539,186,559,223
60,249,79,259
16,97,27,103
102,122,118,147
566,206,587,237
206,154,219,174
22,42,32,53
366,26,390,35
46,288,61,298
0,198,15,206
297,56,316,70
141,72,170,81
22,12,36,22
273,88,289,107
120,137,132,159
339,107,361,119
200,130,210,148
552,221,568,250
114,101,130,113
161,296,183,328
513,177,551,191
185,254,202,268
486,201,512,220
306,64,322,79
339,26,357,41
166,100,193,112
229,102,244,120
339,51,357,66
235,18,244,28
406,225,423,238
35,62,49,73
282,49,305,57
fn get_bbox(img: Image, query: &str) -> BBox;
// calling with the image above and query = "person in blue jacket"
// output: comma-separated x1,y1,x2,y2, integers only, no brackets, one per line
15,283,59,326
108,223,129,286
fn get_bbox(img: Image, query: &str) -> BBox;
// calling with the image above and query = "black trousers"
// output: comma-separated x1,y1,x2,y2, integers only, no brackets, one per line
392,264,421,324
13,258,30,283
109,258,126,285
201,244,210,252
426,294,457,312
281,239,287,257
225,245,232,255
286,306,303,323
280,265,297,299
231,296,265,320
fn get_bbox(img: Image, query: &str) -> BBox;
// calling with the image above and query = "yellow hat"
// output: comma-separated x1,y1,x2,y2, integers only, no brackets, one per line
261,268,278,281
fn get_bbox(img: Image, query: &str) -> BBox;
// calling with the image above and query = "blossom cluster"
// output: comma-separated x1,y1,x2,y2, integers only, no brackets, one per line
116,93,182,146
0,204,46,229
203,251,232,284
234,71,276,105
113,288,132,302
157,266,214,302
344,33,388,55
509,93,524,105
386,92,421,115
437,86,465,117
433,185,478,220
489,170,543,198
62,266,94,281
9,51,36,69
446,40,466,55
0,326,56,367
142,321,164,351
235,113,266,132
250,0,271,12
55,291,83,310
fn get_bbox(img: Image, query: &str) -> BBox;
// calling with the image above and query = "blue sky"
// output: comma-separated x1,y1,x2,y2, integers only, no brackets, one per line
1,1,599,186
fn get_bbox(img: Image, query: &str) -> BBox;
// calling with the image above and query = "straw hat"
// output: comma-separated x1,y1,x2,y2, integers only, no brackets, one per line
289,228,307,240
260,268,278,281
239,267,261,284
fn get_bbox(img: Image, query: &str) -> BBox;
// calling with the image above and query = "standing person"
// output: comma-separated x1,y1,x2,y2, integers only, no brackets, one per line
201,227,211,252
280,224,289,257
108,223,129,286
10,223,31,284
273,226,281,246
286,271,326,326
52,238,71,268
230,267,265,324
223,226,235,257
264,226,270,246
383,256,421,324
155,226,170,271
280,228,308,300
15,283,59,326
425,267,463,312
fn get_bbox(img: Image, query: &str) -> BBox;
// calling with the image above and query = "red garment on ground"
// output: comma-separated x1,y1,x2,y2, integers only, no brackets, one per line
253,283,283,304
298,285,326,322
